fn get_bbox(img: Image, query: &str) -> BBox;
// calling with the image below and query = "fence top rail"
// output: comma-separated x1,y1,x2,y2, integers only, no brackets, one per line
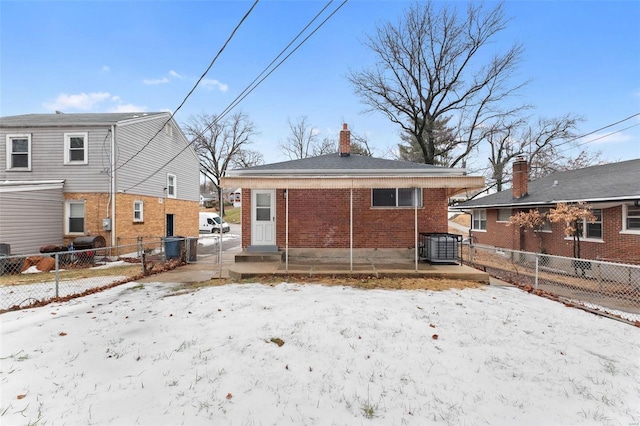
470,244,640,270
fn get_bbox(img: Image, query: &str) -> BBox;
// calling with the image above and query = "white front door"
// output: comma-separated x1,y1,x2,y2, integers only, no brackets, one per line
251,189,276,246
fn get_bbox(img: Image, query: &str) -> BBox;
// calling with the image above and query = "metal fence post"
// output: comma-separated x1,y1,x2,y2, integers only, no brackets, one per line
54,253,60,298
534,253,539,290
138,237,146,275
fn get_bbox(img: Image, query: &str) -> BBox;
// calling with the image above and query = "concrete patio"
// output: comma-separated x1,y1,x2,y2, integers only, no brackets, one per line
228,255,490,282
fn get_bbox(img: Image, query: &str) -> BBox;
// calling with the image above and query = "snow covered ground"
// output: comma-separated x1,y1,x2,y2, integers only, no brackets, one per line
1,282,639,425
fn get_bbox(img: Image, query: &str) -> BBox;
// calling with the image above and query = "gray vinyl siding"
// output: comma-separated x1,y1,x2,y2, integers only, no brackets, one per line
0,185,64,255
115,118,199,201
0,126,111,193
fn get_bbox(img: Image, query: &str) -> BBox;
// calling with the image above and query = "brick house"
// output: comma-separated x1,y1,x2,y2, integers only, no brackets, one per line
453,157,640,263
0,112,199,254
222,124,484,267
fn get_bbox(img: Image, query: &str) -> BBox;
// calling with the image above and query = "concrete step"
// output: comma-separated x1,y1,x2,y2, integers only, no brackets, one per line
235,251,284,263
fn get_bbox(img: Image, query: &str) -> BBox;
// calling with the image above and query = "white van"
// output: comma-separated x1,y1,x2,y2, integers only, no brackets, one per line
199,212,230,233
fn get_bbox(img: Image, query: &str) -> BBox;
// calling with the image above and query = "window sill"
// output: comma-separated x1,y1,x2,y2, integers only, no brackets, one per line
64,162,88,166
471,229,487,233
6,168,31,172
534,230,552,233
133,221,144,224
370,206,423,209
564,237,604,243
620,230,640,235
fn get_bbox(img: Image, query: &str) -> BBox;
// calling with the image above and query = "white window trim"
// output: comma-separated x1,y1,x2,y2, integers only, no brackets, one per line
65,200,85,235
6,134,32,171
167,174,177,199
133,200,144,222
371,188,423,208
472,209,487,231
64,132,89,165
621,203,640,235
563,209,603,242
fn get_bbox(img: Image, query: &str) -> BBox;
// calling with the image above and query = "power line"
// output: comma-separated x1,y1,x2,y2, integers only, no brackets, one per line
122,0,348,193
556,112,640,149
115,0,260,172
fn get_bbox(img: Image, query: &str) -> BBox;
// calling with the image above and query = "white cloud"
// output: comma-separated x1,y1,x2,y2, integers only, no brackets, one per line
169,70,183,79
43,92,113,111
143,77,170,85
201,78,228,92
101,65,110,73
43,91,145,113
585,132,633,144
107,103,147,113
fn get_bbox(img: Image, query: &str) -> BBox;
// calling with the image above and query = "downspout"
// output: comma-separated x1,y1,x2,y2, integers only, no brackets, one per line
110,124,116,248
415,188,418,272
219,185,223,280
285,188,289,275
350,185,353,272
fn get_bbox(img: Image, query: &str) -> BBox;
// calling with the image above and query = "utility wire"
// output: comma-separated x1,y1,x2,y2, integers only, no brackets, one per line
555,112,640,149
122,0,348,193
115,0,260,172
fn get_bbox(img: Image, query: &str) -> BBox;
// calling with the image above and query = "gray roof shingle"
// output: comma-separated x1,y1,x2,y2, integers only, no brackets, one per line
0,112,167,127
455,159,640,208
229,153,463,176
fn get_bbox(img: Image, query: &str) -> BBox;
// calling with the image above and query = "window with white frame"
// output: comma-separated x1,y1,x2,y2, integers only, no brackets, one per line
623,204,640,232
497,208,511,222
372,188,422,207
539,207,552,231
66,200,85,234
64,132,88,164
472,209,487,230
167,174,176,198
6,134,31,170
581,208,602,239
133,200,144,222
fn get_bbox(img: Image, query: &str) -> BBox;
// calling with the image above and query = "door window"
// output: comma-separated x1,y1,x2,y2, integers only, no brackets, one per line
256,193,271,221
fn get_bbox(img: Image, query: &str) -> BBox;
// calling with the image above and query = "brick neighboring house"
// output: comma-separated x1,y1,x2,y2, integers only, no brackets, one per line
0,112,199,254
222,124,484,266
453,157,640,263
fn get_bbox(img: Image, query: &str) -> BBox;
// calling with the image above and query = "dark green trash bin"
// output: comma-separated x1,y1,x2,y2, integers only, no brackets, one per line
164,237,184,260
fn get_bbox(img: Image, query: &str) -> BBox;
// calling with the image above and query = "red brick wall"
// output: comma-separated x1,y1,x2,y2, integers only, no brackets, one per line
241,188,448,249
471,206,640,263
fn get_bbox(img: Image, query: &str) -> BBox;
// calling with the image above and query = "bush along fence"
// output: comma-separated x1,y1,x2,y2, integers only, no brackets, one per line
0,236,220,313
463,244,640,324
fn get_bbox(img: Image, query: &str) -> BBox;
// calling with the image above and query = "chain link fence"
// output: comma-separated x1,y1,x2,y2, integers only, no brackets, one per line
0,236,220,313
463,244,640,323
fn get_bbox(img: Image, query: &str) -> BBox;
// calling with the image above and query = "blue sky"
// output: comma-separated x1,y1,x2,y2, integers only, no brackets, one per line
1,0,639,169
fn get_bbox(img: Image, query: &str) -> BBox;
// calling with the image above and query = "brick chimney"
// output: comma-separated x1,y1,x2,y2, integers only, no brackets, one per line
512,156,528,199
339,123,350,157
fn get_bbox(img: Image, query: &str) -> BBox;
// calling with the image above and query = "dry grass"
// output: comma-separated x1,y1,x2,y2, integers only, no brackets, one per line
184,275,483,292
451,213,471,227
0,264,142,287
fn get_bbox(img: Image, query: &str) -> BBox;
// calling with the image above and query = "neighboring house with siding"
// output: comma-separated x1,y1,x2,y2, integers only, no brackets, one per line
452,157,640,264
222,124,484,265
0,112,199,254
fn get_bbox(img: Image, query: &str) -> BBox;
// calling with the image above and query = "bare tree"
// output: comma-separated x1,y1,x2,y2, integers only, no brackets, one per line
351,132,374,157
280,116,323,159
183,112,258,214
233,148,264,168
485,114,582,190
349,1,528,166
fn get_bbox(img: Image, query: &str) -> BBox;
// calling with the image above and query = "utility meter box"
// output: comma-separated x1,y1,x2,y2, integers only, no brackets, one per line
102,218,112,231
